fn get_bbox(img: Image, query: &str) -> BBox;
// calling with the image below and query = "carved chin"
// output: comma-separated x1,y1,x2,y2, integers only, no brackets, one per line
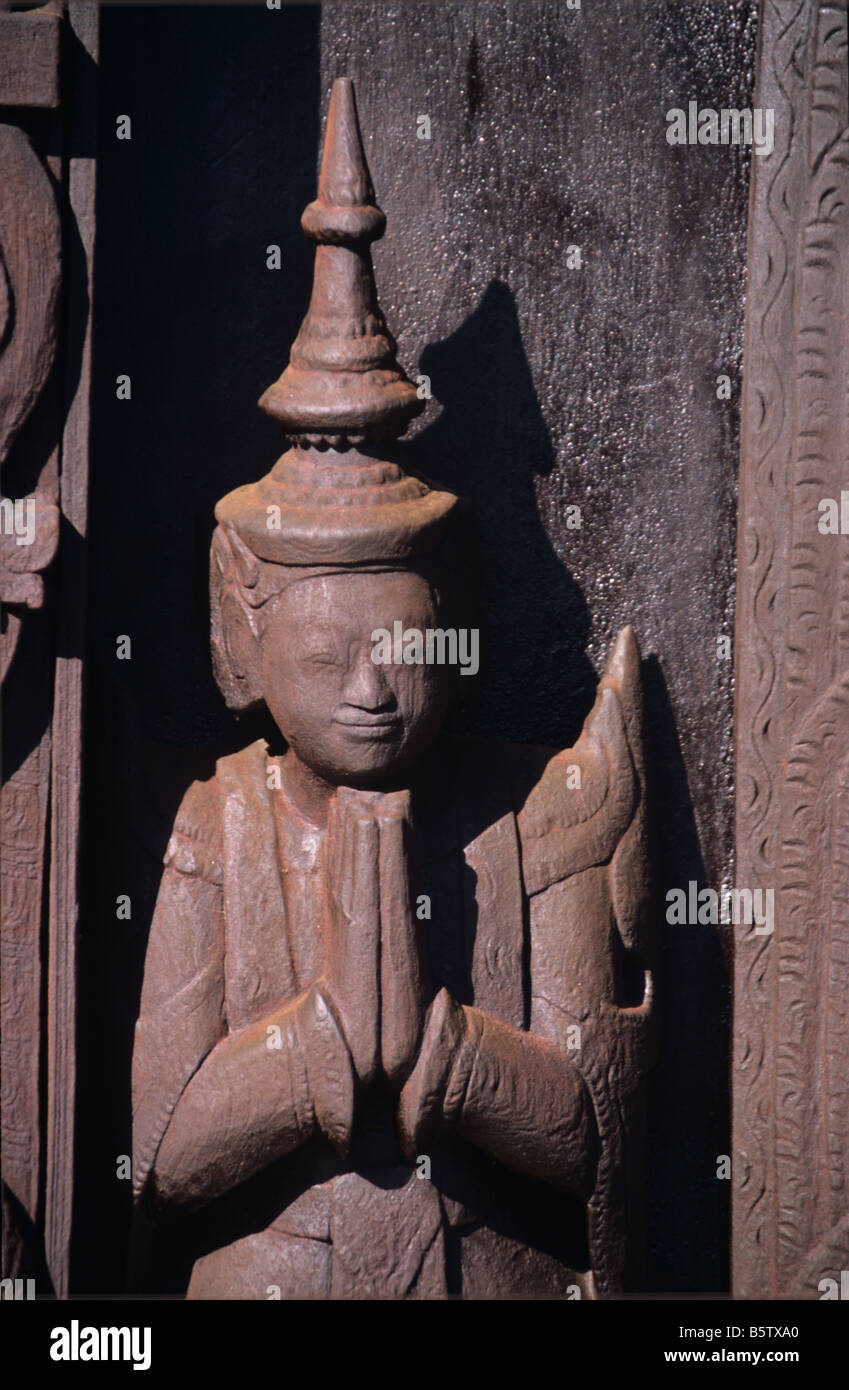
300,725,429,786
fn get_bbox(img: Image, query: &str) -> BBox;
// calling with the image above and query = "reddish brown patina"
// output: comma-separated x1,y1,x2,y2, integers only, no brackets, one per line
132,77,657,1299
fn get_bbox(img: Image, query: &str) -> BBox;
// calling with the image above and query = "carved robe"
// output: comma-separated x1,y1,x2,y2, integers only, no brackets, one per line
132,627,656,1299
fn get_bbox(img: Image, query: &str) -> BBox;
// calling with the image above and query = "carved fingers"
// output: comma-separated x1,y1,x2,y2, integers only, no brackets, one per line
296,984,355,1158
397,988,466,1159
378,790,429,1087
322,785,429,1092
323,788,382,1086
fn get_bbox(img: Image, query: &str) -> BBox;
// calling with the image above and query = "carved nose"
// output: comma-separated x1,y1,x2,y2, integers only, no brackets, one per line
341,653,393,712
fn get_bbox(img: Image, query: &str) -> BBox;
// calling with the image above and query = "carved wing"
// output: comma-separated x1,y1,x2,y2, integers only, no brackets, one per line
517,626,658,1295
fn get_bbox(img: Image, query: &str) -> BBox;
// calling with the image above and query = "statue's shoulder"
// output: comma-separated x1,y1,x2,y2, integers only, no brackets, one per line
163,770,223,884
160,739,267,883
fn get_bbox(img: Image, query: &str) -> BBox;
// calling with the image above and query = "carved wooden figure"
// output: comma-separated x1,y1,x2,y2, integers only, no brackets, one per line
132,78,657,1299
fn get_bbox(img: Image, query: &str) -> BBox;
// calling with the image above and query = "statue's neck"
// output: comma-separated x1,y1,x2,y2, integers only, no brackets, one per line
278,751,335,828
275,737,453,829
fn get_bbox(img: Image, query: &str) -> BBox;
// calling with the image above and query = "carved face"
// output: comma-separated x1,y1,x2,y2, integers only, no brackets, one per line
259,569,454,786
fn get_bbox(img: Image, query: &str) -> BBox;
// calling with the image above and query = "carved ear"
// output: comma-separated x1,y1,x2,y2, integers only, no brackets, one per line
209,526,264,713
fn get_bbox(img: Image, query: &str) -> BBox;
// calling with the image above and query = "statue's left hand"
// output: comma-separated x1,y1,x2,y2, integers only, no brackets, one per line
396,988,465,1157
397,991,598,1201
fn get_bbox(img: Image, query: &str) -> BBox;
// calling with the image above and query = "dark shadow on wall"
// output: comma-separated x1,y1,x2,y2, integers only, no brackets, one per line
410,281,597,749
412,282,728,1294
642,656,730,1294
73,3,321,1295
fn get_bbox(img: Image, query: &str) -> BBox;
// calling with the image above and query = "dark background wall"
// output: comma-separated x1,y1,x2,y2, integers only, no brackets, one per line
76,0,756,1293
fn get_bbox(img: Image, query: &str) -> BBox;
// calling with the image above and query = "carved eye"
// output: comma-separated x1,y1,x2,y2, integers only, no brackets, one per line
303,650,339,667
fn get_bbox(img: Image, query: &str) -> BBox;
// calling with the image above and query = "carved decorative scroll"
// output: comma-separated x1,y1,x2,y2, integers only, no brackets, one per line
0,5,63,684
0,120,61,678
734,0,849,1297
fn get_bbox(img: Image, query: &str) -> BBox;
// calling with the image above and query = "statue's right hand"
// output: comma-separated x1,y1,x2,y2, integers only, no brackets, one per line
322,787,381,1086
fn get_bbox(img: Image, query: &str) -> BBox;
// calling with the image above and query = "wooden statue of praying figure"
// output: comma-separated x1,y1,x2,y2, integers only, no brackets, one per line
132,78,658,1300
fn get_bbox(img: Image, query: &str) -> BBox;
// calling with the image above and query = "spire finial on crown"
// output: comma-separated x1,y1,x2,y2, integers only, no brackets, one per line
214,78,460,569
258,77,423,446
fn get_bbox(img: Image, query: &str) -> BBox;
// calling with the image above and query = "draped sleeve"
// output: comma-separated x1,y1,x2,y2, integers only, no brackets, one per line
132,775,226,1200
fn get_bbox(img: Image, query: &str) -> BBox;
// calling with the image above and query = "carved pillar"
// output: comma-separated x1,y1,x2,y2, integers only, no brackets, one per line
734,0,849,1297
0,1,97,1296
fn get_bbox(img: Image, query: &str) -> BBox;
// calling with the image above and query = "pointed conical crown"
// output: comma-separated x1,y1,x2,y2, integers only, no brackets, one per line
213,78,460,568
259,77,423,445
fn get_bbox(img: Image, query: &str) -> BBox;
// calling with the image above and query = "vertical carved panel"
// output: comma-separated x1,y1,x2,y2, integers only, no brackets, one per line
0,1,63,1288
45,2,98,1296
735,0,849,1296
0,0,96,1296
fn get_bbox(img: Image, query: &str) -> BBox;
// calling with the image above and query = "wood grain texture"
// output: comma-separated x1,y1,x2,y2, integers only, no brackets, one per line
734,0,849,1298
44,0,98,1299
0,734,49,1275
0,0,64,1287
0,3,62,111
0,124,61,469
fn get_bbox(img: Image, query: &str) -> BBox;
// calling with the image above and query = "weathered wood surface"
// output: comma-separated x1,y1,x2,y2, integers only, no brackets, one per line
1,0,97,1296
0,2,61,110
44,0,98,1301
0,0,64,1290
734,0,849,1299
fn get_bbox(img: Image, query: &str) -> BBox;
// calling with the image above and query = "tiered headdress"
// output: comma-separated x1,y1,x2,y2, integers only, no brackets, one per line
214,77,460,568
